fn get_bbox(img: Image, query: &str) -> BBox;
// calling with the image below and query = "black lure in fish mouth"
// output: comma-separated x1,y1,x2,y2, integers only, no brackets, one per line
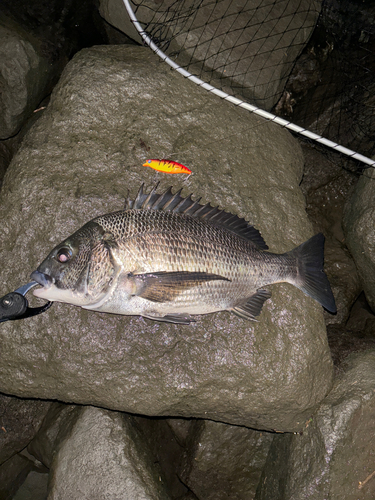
30,270,53,288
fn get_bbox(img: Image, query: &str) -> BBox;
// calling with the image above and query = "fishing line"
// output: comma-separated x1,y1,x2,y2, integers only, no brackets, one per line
123,0,375,170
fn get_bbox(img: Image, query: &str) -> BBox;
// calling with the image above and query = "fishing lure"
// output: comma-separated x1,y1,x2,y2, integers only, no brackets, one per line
143,159,191,175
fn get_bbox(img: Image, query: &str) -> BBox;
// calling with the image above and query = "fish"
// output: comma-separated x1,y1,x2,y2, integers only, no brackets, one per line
30,184,336,325
142,159,191,175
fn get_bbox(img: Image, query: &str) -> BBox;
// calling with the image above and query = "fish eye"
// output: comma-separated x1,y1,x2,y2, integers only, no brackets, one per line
56,247,72,263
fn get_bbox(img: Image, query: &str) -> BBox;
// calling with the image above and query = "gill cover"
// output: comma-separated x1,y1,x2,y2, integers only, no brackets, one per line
32,221,119,305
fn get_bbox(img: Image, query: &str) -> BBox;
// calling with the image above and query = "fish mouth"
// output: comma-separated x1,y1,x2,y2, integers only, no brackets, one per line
30,270,53,288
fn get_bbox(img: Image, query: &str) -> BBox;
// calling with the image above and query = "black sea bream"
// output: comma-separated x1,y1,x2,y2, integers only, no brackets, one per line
31,184,336,324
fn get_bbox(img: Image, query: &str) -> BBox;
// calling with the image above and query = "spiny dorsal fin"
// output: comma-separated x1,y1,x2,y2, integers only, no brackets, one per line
125,184,268,249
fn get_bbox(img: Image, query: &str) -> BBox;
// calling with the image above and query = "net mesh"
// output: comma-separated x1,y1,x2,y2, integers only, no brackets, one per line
129,0,375,168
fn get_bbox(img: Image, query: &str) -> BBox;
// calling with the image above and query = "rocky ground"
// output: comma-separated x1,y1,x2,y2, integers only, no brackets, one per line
1,1,375,500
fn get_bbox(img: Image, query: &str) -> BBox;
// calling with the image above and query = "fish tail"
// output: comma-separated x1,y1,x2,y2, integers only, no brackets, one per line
287,233,337,313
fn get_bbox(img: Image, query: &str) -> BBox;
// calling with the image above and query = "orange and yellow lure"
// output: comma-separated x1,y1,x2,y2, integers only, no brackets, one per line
142,159,192,175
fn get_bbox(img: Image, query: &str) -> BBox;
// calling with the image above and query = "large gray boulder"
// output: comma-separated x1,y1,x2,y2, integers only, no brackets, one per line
179,420,273,500
47,406,171,499
0,17,52,139
0,45,333,432
343,168,375,313
99,0,320,109
0,393,52,465
131,416,274,499
27,404,81,468
255,350,375,500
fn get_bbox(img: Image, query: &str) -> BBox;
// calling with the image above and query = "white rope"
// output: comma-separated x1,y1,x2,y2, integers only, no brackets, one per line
123,0,375,168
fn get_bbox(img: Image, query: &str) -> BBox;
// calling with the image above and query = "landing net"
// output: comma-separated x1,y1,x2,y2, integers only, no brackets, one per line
123,0,375,170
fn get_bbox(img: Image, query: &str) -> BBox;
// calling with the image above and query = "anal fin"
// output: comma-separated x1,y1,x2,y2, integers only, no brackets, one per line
231,289,271,321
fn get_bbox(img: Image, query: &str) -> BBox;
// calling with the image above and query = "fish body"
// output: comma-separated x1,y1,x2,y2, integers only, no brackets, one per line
142,159,191,175
31,184,336,324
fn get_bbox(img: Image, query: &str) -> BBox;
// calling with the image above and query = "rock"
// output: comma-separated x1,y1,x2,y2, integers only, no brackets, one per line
0,17,55,139
278,1,375,160
299,142,361,324
99,0,143,43
0,392,52,465
0,0,112,140
343,168,375,313
0,45,333,432
177,494,198,500
0,96,50,190
327,324,375,369
345,292,375,337
99,0,320,109
27,404,81,468
131,415,273,499
322,238,361,325
12,470,49,500
255,350,375,499
179,420,273,500
166,419,194,448
0,137,16,189
0,453,36,500
47,406,171,499
132,417,190,499
328,293,375,367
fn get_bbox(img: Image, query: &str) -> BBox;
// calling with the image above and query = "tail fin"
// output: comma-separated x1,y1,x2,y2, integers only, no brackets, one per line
287,233,337,313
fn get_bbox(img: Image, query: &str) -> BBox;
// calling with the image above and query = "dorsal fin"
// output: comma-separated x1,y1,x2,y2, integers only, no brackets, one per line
125,184,268,249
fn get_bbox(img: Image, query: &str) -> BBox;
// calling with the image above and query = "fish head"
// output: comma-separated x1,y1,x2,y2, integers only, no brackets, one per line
31,221,119,307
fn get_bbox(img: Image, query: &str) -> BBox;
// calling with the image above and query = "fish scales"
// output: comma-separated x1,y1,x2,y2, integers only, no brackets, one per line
96,210,284,298
97,213,256,310
31,184,336,323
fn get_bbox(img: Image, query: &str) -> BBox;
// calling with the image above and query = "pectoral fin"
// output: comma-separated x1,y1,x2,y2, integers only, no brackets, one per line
231,289,271,321
129,271,230,303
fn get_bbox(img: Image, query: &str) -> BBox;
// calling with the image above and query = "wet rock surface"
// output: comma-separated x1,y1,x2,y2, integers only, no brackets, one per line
255,350,375,500
0,0,131,146
343,168,375,314
299,143,361,325
0,453,38,500
99,0,320,110
327,292,375,369
27,404,81,469
0,0,108,140
12,470,49,500
0,16,55,139
131,417,192,499
0,45,333,432
0,393,52,465
179,420,273,500
47,406,171,500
